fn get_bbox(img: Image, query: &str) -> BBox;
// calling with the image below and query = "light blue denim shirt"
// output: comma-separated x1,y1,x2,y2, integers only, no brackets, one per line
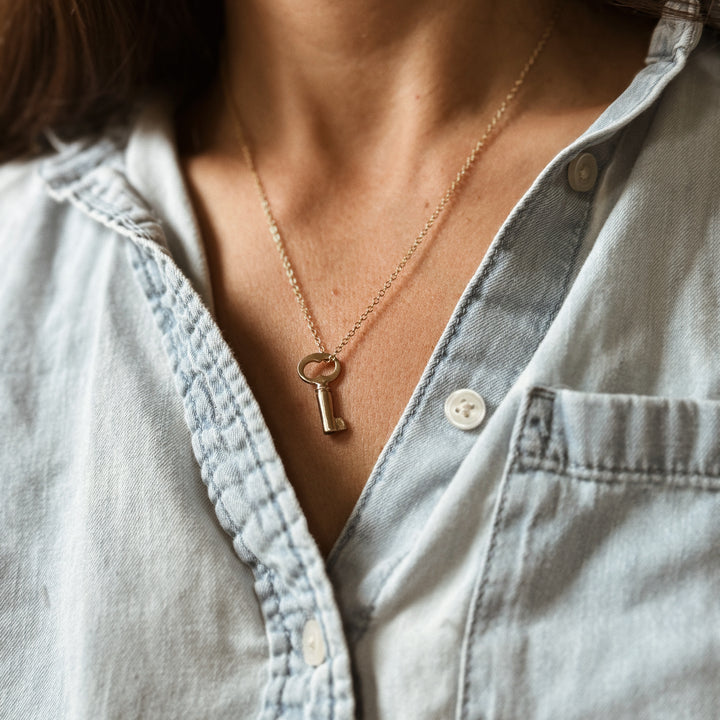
2,10,720,720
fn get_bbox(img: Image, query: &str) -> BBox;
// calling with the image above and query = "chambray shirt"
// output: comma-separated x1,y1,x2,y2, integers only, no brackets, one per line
2,11,720,720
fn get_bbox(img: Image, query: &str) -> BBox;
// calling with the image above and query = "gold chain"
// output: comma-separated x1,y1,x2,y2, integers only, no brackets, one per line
224,7,558,362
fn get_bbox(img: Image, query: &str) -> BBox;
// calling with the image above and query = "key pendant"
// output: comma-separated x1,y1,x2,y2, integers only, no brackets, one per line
297,353,347,434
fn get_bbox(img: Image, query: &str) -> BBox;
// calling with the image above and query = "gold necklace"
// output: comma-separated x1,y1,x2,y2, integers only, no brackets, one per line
223,8,558,435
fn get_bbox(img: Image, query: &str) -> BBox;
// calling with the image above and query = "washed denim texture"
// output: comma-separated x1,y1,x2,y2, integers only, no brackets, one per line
1,9,720,720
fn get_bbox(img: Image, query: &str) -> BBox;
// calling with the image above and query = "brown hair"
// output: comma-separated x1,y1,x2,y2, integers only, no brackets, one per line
0,0,716,162
0,0,223,161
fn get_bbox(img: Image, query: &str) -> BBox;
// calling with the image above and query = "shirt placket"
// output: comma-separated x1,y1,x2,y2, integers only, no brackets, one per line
42,151,355,720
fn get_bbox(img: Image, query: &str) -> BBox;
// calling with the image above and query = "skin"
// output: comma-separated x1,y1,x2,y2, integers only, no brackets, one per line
179,0,655,556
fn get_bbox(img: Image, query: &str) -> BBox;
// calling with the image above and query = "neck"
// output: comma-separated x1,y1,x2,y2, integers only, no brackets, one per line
220,0,555,160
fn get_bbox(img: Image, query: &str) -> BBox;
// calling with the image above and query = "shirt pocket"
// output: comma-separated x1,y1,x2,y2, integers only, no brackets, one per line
460,386,720,720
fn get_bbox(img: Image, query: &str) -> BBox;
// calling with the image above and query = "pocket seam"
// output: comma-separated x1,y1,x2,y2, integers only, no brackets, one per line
516,386,720,487
516,455,720,490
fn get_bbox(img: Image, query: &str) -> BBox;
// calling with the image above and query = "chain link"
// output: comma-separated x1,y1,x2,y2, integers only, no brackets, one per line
225,6,559,361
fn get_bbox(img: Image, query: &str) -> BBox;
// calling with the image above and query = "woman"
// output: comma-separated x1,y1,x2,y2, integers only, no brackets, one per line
1,0,719,717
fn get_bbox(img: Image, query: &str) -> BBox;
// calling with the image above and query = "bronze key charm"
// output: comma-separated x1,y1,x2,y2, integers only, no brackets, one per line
297,353,347,434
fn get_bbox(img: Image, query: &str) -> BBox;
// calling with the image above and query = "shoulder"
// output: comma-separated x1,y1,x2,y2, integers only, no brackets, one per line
0,153,72,308
659,29,720,130
685,28,720,79
0,127,149,373
0,154,57,245
0,153,44,197
634,29,720,220
0,125,141,280
0,147,98,316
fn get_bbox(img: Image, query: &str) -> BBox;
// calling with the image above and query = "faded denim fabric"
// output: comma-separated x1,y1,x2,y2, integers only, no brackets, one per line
2,9,720,720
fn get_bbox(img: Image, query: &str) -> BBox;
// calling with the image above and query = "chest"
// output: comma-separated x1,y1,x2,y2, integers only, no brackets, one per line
181,113,604,554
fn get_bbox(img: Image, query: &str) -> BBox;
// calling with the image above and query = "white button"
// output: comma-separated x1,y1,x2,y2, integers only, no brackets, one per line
567,152,598,192
302,618,326,666
444,389,486,430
